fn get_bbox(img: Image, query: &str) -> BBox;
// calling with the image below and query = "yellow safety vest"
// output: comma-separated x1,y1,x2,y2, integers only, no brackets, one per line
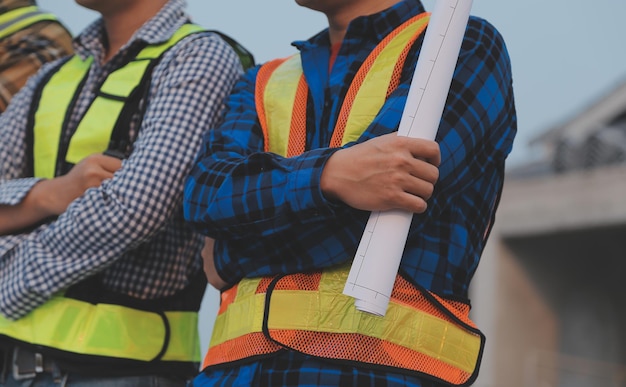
0,5,59,40
0,24,206,365
31,23,205,178
205,13,485,386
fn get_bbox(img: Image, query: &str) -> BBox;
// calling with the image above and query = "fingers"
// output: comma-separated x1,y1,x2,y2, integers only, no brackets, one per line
403,136,441,167
75,154,123,185
320,133,441,213
370,168,435,213
99,154,123,173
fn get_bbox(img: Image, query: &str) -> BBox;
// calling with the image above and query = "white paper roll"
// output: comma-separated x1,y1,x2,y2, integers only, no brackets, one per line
343,0,474,316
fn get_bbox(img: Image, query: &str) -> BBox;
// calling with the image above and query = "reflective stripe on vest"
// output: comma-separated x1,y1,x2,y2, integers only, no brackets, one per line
0,295,200,362
4,25,205,363
206,13,485,386
0,6,58,40
33,23,205,179
255,13,430,155
209,264,483,385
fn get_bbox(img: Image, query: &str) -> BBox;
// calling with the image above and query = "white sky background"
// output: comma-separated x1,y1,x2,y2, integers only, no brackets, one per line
37,0,626,356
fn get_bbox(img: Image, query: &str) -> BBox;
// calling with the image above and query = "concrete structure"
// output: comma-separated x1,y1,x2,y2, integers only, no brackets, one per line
472,79,626,386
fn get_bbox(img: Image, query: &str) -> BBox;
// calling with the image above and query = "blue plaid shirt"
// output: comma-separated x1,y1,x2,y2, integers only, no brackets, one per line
184,0,516,384
0,0,243,320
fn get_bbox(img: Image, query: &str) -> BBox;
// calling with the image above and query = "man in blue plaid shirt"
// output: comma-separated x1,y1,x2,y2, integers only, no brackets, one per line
184,0,516,385
0,0,244,385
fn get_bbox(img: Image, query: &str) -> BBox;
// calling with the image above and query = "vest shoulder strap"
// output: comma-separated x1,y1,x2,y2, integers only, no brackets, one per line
207,29,255,70
256,12,431,157
28,23,211,178
102,23,208,159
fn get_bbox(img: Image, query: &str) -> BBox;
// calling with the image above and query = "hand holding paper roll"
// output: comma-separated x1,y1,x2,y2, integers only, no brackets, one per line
321,133,440,214
342,0,474,316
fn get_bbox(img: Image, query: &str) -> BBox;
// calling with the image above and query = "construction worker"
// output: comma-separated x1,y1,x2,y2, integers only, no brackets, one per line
0,0,72,112
184,0,516,385
0,0,247,385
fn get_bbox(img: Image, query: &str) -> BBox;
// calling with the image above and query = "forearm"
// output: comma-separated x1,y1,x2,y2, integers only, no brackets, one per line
185,143,341,240
0,179,56,235
0,33,241,319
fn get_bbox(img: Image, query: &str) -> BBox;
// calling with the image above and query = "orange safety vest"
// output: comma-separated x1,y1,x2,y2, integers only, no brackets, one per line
205,13,485,386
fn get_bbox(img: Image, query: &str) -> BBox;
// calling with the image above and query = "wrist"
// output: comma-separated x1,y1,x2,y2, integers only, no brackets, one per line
27,179,60,217
319,151,342,202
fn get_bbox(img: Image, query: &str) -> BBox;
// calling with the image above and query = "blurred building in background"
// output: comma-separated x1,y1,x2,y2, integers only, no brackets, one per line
472,79,626,387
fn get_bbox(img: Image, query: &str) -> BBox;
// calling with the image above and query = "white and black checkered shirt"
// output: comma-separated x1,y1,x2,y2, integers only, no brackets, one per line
0,0,243,320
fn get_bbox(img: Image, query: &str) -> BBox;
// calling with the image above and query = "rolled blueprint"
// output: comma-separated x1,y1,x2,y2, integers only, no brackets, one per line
343,0,474,316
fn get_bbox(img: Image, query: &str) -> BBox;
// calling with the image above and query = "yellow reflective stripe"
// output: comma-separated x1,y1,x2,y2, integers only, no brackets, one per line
0,6,58,40
267,291,480,374
211,266,480,374
137,24,205,60
209,278,264,348
34,56,92,179
261,16,429,153
64,60,152,165
161,311,201,362
65,23,205,165
64,96,122,164
100,60,152,96
0,296,200,362
263,55,302,156
342,16,430,145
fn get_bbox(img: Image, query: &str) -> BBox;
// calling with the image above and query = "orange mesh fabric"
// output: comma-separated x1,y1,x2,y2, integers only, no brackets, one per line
203,332,282,368
208,272,480,385
390,275,475,327
330,13,430,148
256,277,275,293
272,272,322,291
269,331,472,385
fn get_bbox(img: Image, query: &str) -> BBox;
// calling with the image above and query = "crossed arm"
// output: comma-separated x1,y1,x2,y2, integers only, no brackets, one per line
199,132,441,290
0,154,121,235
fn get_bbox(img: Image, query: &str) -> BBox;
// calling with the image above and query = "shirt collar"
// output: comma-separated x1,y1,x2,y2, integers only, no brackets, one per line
73,0,190,61
293,0,426,51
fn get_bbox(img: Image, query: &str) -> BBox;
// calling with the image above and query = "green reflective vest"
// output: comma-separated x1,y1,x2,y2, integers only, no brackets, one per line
0,23,207,366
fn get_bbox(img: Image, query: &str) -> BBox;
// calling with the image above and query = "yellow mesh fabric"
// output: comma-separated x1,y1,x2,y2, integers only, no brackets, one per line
269,331,472,385
390,275,476,328
286,75,308,157
255,58,287,153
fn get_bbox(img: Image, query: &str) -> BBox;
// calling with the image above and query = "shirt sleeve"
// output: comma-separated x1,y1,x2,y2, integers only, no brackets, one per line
0,32,243,320
435,16,516,195
183,68,342,242
183,17,517,288
0,60,49,205
398,16,517,293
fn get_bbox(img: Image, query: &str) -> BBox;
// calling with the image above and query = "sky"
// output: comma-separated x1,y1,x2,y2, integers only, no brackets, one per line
38,0,626,168
36,0,626,354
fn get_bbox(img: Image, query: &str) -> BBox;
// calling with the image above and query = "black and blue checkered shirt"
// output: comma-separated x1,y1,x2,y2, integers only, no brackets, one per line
0,0,243,320
185,0,516,385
